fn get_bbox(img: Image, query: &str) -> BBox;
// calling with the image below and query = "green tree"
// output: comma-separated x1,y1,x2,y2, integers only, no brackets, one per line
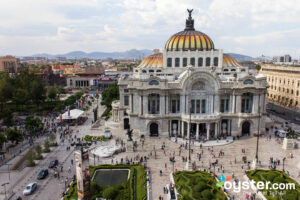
0,132,7,149
29,79,46,110
48,87,57,101
256,64,261,71
0,74,14,111
49,133,56,143
35,145,42,155
24,115,44,139
13,88,29,110
5,127,23,144
101,83,119,108
43,140,50,152
2,111,14,127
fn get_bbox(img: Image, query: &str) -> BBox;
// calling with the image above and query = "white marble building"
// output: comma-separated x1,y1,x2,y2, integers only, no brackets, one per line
112,11,268,139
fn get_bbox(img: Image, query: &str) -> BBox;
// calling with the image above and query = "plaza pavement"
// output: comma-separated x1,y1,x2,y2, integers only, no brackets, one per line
1,96,299,200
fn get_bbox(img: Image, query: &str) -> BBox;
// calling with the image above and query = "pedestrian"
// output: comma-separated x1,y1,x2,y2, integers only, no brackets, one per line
68,166,71,174
71,159,73,165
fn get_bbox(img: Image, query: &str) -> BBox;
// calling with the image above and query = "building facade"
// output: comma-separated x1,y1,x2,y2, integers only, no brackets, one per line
113,11,268,139
0,56,19,73
259,64,300,109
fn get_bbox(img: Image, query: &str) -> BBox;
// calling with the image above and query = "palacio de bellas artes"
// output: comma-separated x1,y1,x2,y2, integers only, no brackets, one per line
113,10,268,140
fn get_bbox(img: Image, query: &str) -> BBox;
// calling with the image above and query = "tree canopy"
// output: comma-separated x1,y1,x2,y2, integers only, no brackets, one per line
101,83,119,108
24,115,44,137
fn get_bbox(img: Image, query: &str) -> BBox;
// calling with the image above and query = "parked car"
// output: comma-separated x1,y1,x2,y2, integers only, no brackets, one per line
23,182,37,195
48,160,58,168
37,169,48,180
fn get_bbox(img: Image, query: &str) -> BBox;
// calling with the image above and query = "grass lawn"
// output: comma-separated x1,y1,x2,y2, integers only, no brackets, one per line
174,171,227,200
247,169,300,200
64,164,147,200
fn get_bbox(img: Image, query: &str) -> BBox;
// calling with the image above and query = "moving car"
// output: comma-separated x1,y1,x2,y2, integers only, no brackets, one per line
48,160,58,168
37,169,48,180
23,182,37,195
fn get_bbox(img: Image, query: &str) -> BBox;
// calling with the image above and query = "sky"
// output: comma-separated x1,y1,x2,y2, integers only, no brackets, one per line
0,0,300,58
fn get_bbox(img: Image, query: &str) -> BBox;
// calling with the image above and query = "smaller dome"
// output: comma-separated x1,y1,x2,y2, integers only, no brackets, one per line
137,52,163,68
223,54,240,67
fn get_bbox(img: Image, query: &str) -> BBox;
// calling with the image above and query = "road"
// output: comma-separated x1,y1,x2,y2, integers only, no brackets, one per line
3,96,103,200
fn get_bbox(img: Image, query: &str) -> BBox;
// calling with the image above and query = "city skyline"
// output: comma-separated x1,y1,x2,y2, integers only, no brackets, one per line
0,0,300,58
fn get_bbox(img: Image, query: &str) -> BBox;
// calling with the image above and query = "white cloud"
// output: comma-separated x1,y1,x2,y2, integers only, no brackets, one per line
0,0,299,57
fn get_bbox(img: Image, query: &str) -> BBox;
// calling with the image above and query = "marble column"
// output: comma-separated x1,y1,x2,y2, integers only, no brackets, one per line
181,121,184,137
236,95,241,113
206,123,210,140
215,123,218,138
232,94,236,113
196,123,199,140
187,122,190,138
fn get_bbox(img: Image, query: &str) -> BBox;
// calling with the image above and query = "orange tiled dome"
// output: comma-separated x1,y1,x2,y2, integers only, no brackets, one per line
223,54,240,67
165,30,214,51
137,53,163,68
165,9,214,51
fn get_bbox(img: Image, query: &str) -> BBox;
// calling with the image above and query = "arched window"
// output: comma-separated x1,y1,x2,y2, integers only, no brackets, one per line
142,70,147,73
167,58,172,67
149,80,159,85
183,58,187,67
190,57,195,66
241,93,253,113
156,70,161,72
175,58,180,67
213,57,218,66
206,57,211,66
198,57,203,67
148,94,160,114
149,70,154,73
231,69,236,71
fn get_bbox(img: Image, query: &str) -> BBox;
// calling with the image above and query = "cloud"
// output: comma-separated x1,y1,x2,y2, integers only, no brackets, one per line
0,0,299,57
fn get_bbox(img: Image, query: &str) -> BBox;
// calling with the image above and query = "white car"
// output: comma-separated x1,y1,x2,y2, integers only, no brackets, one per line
23,182,37,195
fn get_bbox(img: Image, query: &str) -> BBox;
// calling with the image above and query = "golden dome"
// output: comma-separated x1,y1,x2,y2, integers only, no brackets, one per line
165,9,214,51
223,54,239,67
165,31,214,51
137,52,163,68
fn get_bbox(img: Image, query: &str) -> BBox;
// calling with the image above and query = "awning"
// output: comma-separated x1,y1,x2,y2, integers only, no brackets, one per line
57,109,84,120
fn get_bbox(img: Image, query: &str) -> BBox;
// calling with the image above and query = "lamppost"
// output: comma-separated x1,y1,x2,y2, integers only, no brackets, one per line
186,67,193,171
283,157,286,171
254,92,265,169
1,182,9,200
4,164,12,181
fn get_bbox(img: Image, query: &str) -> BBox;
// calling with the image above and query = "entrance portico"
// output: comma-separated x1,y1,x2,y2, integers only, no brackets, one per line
170,120,221,140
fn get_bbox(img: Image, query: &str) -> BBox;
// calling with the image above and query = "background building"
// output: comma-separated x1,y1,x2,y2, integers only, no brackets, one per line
0,56,19,73
259,64,300,109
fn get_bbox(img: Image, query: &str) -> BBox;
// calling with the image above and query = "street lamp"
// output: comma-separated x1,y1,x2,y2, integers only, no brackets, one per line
1,182,9,200
283,157,286,171
186,67,193,171
255,93,264,166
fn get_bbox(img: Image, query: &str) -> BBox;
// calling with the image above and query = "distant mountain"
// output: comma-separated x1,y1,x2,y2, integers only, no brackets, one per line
31,49,152,60
228,53,254,61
